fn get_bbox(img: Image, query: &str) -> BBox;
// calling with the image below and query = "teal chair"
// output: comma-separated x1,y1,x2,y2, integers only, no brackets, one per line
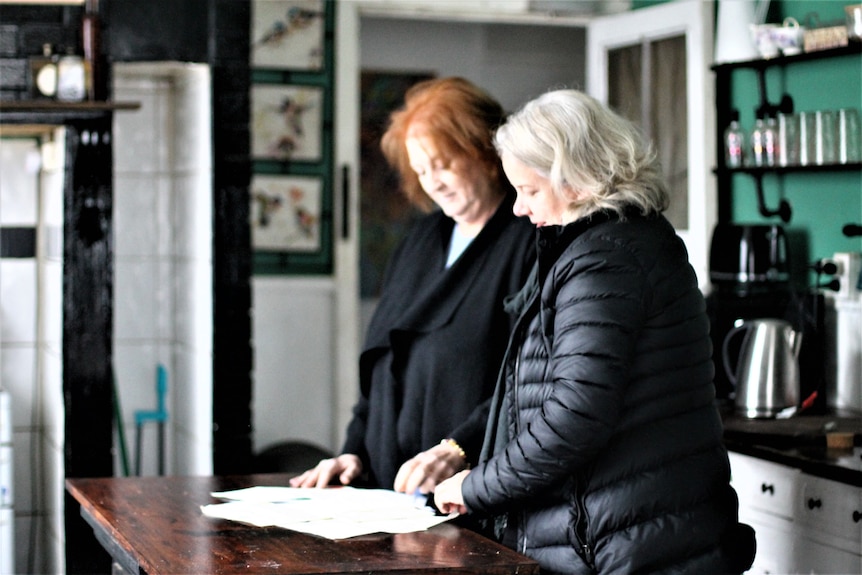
134,364,168,476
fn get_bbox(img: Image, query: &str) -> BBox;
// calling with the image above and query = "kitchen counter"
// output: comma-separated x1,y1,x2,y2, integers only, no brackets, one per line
722,409,862,487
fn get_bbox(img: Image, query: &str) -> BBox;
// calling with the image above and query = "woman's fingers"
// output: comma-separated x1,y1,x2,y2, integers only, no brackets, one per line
289,454,362,488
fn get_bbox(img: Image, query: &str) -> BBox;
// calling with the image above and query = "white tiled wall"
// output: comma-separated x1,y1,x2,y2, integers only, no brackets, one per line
0,61,212,575
0,131,66,574
113,62,213,478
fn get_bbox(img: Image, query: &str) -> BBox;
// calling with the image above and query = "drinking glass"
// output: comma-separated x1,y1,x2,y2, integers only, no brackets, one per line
838,107,862,163
814,110,838,165
798,111,817,166
777,113,800,166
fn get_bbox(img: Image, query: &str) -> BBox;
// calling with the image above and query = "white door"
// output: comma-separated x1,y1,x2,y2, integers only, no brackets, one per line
333,0,362,446
587,0,716,291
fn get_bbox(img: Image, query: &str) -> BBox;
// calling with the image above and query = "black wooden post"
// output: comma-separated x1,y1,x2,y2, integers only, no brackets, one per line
63,117,114,574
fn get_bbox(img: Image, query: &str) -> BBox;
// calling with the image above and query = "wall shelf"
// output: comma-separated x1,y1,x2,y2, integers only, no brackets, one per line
714,162,862,176
0,100,140,125
712,162,862,223
711,43,862,72
0,100,140,110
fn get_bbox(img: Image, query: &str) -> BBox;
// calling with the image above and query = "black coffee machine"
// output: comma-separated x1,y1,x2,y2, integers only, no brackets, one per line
706,223,794,403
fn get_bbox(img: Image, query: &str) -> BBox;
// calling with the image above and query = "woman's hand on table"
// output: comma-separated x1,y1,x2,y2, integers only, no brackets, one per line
289,454,362,488
433,469,470,515
393,441,468,494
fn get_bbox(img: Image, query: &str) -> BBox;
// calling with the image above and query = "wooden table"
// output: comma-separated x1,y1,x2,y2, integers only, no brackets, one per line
66,474,539,574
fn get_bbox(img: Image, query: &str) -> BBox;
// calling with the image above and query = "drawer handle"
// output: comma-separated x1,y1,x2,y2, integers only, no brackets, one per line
760,483,775,495
853,511,862,523
807,498,822,510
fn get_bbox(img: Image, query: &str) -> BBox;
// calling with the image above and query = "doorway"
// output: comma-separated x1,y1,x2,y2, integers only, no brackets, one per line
357,15,587,330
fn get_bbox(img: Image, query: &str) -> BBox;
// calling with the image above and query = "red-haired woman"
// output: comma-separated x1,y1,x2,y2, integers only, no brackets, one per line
291,77,535,495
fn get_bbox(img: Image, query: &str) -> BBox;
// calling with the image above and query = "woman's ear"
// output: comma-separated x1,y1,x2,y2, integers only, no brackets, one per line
561,182,586,203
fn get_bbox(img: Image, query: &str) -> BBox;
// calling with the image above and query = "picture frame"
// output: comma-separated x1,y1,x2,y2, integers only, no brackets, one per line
251,83,323,162
250,0,325,71
250,174,323,253
359,70,434,298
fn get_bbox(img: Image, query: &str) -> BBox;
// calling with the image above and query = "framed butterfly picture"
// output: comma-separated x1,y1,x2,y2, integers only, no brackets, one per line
251,0,325,71
250,174,323,253
251,83,323,162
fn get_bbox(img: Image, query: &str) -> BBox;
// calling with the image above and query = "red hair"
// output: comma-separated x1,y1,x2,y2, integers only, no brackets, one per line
380,77,509,211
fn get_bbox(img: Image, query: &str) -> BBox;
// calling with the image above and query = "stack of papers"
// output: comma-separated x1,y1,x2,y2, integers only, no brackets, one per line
201,486,457,539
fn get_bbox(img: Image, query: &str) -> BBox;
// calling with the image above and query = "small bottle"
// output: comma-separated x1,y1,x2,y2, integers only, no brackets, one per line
724,110,746,168
750,114,767,167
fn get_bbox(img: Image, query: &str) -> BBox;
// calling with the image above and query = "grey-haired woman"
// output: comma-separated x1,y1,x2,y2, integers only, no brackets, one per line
435,89,755,574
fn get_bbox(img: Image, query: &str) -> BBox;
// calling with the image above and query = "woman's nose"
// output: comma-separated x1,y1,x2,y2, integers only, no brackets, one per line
512,196,528,217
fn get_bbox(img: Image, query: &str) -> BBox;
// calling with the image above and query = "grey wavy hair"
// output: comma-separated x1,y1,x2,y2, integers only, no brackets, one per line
494,89,669,223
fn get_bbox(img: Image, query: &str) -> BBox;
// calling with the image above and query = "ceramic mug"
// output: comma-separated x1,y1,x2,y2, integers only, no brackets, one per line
751,18,805,58
750,23,780,58
770,18,805,56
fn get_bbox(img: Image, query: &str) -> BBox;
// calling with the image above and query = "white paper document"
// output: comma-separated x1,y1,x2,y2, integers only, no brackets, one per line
201,485,457,539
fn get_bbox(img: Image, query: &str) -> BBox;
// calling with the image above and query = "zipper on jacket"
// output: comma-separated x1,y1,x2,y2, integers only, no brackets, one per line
573,481,596,571
513,343,525,554
509,272,537,559
520,508,528,555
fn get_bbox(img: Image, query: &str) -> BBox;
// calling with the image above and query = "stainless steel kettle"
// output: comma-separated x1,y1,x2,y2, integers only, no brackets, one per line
722,318,803,418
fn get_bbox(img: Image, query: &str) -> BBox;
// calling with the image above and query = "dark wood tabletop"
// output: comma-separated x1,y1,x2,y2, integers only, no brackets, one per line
66,473,539,575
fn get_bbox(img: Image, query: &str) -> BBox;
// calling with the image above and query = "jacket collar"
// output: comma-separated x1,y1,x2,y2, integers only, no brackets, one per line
534,207,655,282
535,209,617,283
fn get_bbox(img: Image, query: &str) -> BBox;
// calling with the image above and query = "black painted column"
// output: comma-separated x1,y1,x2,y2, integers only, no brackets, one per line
211,0,254,475
63,117,113,574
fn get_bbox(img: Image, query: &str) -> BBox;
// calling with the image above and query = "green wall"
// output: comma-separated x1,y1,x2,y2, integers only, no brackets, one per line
726,1,862,278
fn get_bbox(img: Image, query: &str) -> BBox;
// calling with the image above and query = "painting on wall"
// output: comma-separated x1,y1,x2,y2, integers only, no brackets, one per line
359,70,434,298
250,174,322,253
251,84,323,162
251,0,325,71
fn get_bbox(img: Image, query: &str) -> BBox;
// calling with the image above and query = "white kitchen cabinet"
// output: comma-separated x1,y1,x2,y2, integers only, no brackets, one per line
737,511,796,575
729,450,862,574
731,451,801,519
798,473,862,550
796,539,862,575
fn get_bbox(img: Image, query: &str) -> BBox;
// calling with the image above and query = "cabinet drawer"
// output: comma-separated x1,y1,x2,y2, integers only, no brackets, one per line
797,474,862,551
795,536,862,575
730,451,800,519
740,511,796,575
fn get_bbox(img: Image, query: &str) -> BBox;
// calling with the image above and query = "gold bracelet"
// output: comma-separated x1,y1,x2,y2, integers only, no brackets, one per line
441,438,466,460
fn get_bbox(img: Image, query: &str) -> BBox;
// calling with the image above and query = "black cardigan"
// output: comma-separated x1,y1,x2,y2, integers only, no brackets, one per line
340,192,535,489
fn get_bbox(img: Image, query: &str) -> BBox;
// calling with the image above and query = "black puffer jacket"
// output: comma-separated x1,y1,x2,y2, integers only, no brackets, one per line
463,211,755,574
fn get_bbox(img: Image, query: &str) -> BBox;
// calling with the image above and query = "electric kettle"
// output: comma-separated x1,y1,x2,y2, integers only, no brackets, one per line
722,318,802,418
